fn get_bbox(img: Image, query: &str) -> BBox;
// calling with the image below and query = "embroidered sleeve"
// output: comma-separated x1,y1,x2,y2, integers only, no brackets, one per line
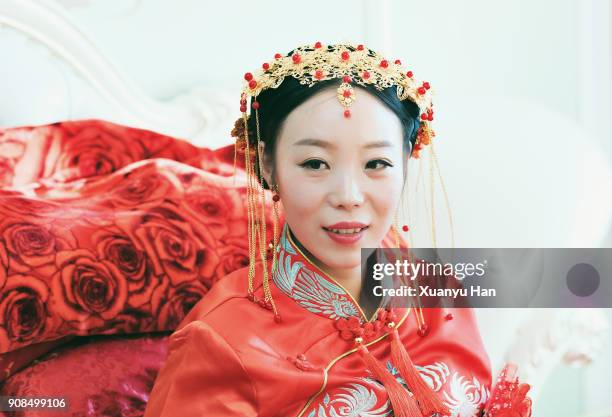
143,320,258,417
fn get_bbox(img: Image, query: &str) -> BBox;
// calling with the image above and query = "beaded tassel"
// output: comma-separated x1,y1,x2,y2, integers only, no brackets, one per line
243,105,281,323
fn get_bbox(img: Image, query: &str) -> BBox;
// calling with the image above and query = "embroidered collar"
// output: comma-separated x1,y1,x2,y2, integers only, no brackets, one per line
272,222,386,322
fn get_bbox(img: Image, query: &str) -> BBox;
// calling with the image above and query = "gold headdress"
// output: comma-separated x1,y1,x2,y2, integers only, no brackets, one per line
231,42,448,323
236,42,436,159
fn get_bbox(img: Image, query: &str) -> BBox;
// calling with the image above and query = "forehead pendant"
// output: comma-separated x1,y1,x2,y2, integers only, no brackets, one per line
337,75,355,118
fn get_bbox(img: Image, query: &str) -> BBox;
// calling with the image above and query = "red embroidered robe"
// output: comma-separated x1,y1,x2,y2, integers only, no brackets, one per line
144,221,492,417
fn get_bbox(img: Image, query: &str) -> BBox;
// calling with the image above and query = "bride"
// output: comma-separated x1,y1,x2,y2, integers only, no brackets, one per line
144,42,531,417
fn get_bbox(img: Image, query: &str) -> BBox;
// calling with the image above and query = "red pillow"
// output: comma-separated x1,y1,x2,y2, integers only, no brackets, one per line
0,120,277,355
0,119,235,187
0,332,171,417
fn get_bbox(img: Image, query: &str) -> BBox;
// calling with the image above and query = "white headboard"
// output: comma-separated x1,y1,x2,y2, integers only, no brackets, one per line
0,0,237,147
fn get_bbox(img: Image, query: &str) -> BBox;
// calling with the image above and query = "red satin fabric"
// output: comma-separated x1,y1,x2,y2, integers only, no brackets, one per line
1,332,170,417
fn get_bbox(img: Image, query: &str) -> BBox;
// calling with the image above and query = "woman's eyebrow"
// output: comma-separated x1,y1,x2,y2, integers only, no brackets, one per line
363,140,393,149
294,138,335,149
293,138,393,149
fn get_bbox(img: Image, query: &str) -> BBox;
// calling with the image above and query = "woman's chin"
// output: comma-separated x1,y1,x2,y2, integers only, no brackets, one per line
316,252,362,270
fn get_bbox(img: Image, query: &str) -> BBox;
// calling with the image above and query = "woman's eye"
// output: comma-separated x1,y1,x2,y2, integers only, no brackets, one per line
366,159,393,170
300,159,329,170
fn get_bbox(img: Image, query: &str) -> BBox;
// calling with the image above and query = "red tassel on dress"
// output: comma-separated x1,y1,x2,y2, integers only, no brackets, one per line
358,342,422,417
390,327,449,417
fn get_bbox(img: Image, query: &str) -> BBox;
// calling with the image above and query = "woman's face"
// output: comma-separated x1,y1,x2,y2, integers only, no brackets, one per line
259,87,405,273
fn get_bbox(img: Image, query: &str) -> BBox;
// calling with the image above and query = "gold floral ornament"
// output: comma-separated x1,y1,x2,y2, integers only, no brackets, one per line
232,41,437,159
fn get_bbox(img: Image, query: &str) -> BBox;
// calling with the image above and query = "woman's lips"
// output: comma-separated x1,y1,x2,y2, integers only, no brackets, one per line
322,226,369,245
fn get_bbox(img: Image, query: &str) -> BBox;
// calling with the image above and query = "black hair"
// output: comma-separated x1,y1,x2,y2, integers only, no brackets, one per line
247,74,421,189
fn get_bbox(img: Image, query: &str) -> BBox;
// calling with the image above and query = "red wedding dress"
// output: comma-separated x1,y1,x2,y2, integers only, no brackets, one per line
144,221,496,417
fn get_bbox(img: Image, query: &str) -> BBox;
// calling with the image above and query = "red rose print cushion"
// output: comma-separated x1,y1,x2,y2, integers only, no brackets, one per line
0,119,280,356
0,120,235,187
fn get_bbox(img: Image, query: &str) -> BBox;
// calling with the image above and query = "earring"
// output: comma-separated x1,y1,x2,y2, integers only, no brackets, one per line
392,211,411,249
270,183,280,273
393,213,425,336
393,211,400,248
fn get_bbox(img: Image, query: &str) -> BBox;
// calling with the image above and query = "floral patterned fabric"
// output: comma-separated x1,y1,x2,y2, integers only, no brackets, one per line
0,119,238,188
0,119,277,356
306,360,490,417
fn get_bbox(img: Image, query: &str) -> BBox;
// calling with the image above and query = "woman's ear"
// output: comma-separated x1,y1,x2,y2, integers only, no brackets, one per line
257,140,274,187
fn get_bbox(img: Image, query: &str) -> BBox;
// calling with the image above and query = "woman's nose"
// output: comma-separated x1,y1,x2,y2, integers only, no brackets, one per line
329,173,365,209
